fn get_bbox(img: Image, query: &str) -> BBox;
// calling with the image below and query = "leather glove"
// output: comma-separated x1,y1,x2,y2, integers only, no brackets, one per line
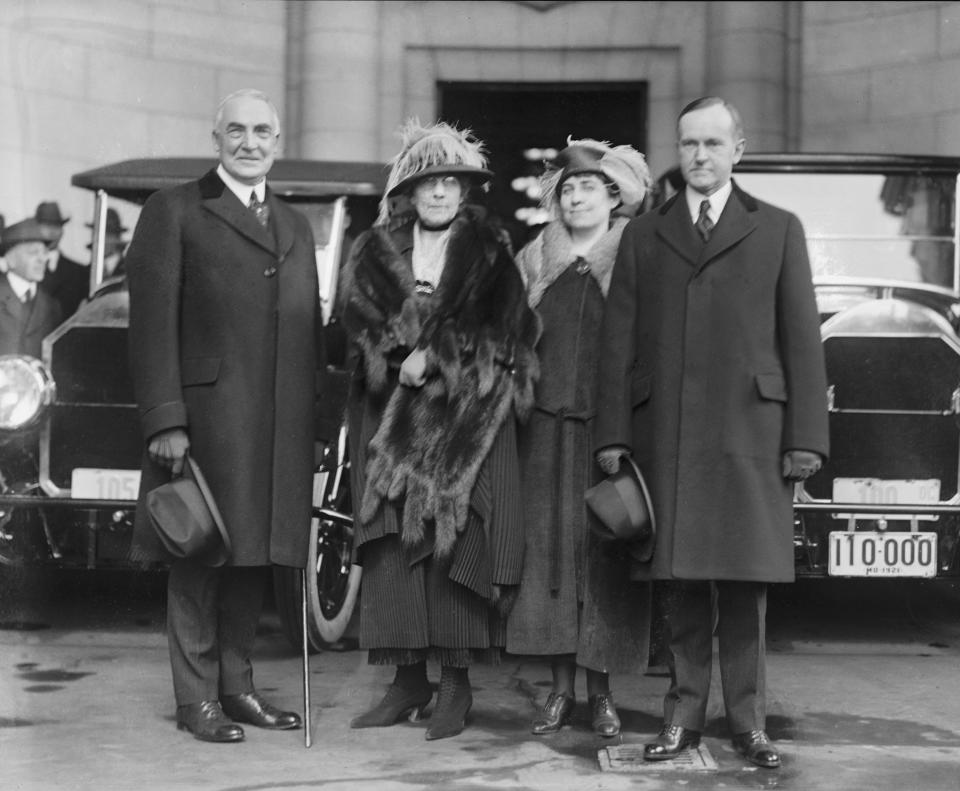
596,446,630,475
148,428,190,477
782,449,823,481
399,348,428,388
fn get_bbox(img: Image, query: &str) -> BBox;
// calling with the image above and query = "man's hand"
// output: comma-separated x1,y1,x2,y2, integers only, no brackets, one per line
596,446,629,475
399,348,428,388
148,428,190,477
782,449,823,481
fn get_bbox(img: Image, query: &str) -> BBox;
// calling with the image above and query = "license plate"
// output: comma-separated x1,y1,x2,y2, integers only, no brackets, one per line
831,477,940,520
828,531,937,577
71,468,141,501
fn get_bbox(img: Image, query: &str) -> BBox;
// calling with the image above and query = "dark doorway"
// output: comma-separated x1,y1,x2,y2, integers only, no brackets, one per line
440,81,647,248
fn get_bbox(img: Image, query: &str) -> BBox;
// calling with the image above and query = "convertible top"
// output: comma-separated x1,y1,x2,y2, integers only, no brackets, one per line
71,158,389,204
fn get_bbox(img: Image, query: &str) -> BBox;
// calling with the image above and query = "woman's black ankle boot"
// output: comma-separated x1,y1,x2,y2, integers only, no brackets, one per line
425,666,472,740
351,662,433,729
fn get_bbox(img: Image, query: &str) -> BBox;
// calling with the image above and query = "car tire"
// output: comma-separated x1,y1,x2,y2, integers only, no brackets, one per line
274,428,361,652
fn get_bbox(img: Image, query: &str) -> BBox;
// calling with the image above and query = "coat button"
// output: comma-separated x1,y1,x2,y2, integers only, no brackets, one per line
263,266,277,278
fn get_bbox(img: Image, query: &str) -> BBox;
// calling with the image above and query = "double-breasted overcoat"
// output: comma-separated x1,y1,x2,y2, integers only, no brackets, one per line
595,182,829,583
126,168,319,568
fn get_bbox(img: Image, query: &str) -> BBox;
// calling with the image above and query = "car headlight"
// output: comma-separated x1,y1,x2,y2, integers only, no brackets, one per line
0,355,56,431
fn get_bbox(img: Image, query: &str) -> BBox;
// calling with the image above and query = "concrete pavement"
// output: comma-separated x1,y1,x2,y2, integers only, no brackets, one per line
2,573,960,790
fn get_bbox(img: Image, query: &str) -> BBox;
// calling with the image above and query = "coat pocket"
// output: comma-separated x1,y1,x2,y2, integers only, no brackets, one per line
755,371,787,402
631,370,652,408
181,356,221,386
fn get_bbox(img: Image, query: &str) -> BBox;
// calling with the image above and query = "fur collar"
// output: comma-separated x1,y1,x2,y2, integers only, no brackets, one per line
344,206,540,558
521,217,628,308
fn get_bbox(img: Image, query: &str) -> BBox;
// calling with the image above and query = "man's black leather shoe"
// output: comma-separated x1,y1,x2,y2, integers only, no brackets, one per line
733,729,781,769
643,724,701,760
176,700,245,743
221,692,302,730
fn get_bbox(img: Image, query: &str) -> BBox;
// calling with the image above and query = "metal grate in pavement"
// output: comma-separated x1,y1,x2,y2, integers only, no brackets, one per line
598,743,718,773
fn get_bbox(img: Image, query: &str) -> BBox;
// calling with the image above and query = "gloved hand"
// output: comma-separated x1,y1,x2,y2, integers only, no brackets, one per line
399,348,428,388
596,446,630,475
148,428,190,477
782,449,823,481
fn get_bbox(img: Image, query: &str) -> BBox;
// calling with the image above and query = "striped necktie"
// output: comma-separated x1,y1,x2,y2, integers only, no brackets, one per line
695,199,714,242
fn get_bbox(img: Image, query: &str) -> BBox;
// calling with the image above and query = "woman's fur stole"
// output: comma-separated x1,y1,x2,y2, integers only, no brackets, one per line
343,206,541,557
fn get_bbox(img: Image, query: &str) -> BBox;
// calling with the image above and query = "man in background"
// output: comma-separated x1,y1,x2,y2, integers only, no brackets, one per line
36,201,88,319
0,218,62,357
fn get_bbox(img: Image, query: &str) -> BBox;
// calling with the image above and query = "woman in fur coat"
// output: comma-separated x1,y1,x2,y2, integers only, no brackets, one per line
341,120,540,741
506,140,653,737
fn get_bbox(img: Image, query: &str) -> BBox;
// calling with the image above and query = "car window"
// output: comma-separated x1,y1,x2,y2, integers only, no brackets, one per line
736,172,958,292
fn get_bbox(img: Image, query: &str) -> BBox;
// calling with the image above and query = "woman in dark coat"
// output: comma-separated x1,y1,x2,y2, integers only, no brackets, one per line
342,120,540,741
506,139,652,737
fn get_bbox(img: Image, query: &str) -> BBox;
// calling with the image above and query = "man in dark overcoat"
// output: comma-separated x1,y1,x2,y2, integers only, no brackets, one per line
0,218,63,357
36,201,89,319
126,89,318,743
595,97,829,769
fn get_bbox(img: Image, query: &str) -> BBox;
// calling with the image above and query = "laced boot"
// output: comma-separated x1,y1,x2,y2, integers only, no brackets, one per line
425,666,472,741
350,662,433,729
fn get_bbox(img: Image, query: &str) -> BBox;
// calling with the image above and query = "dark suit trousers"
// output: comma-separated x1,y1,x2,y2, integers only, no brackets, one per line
661,580,767,734
166,560,266,706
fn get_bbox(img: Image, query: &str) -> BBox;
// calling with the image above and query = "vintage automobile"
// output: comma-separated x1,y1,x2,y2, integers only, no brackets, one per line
696,153,960,579
0,157,386,649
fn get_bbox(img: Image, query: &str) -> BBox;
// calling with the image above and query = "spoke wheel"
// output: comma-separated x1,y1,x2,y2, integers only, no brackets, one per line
274,429,361,652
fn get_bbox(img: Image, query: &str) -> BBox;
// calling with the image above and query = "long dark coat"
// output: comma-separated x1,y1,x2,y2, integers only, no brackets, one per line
42,252,89,319
0,277,61,358
342,207,539,653
506,219,650,673
595,182,830,583
126,168,319,568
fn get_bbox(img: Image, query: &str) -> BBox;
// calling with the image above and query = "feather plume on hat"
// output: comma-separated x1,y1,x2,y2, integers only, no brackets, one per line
539,136,651,219
378,118,492,223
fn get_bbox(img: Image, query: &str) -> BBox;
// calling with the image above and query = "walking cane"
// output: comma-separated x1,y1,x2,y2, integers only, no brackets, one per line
301,567,312,748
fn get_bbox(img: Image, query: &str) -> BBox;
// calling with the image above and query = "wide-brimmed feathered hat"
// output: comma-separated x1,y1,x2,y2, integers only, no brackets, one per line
540,137,651,218
379,119,493,223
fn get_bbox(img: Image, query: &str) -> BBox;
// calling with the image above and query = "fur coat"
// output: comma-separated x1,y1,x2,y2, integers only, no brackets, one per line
342,205,540,557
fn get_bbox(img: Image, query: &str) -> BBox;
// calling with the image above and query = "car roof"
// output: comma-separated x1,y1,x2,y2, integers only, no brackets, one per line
737,153,960,174
71,157,389,204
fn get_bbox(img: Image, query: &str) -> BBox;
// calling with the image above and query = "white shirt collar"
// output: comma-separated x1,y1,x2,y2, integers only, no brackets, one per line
6,271,36,301
685,180,733,224
217,164,266,206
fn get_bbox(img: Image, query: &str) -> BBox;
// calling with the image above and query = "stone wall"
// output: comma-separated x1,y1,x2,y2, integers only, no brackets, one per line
802,1,960,154
0,0,286,260
3,0,960,261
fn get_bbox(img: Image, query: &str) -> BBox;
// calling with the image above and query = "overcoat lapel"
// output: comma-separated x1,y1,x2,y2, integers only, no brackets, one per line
655,194,701,267
0,283,22,323
268,191,296,261
695,187,758,273
197,169,278,254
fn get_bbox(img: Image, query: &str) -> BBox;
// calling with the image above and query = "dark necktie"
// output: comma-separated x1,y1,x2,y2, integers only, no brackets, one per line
248,193,270,228
695,199,714,242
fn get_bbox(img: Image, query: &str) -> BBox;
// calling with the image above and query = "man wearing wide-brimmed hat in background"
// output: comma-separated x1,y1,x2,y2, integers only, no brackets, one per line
36,201,88,319
0,217,62,357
